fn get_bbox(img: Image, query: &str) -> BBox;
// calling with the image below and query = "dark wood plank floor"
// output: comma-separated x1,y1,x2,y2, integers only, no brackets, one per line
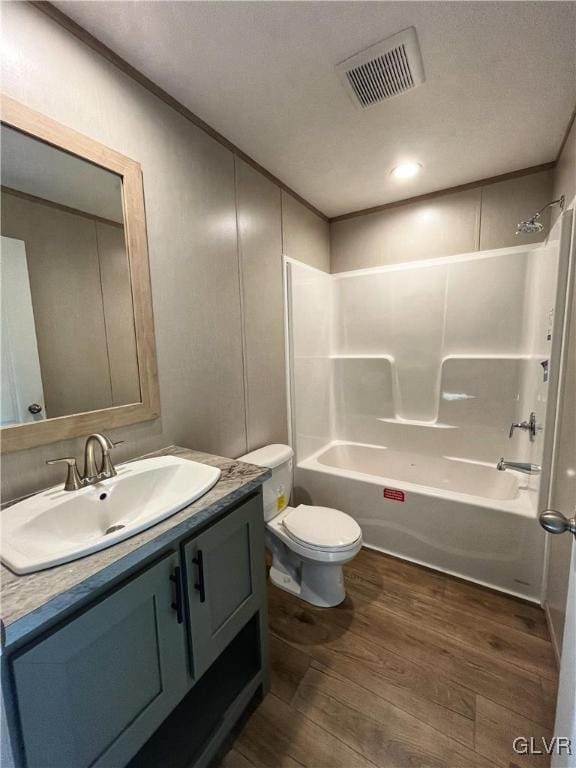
216,548,558,768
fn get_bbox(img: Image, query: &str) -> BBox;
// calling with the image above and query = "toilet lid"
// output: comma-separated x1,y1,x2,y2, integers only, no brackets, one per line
283,505,361,549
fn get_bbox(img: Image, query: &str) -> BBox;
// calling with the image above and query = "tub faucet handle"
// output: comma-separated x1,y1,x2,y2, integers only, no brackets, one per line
509,412,538,440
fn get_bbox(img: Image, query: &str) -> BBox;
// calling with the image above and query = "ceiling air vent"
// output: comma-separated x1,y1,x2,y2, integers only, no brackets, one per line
337,27,425,110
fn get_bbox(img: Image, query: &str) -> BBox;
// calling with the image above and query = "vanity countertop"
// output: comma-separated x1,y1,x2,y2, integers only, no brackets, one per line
0,445,270,649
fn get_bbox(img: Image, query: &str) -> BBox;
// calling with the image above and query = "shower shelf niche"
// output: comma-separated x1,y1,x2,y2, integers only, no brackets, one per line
377,417,459,429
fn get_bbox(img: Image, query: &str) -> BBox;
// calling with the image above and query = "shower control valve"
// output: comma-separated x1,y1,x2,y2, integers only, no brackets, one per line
508,412,538,441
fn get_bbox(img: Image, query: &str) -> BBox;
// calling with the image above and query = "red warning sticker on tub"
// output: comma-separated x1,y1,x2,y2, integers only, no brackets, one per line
383,488,405,502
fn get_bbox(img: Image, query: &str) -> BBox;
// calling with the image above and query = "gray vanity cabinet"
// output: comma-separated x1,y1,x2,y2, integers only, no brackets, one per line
183,495,265,679
11,551,190,768
7,492,268,768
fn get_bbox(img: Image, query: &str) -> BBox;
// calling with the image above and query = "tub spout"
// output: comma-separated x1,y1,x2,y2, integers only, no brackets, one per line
497,458,541,474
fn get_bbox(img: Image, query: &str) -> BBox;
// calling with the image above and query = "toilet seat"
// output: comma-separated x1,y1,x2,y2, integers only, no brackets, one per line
282,505,362,552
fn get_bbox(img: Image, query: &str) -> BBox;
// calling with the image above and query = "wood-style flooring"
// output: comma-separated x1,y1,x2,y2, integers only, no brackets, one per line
216,548,558,768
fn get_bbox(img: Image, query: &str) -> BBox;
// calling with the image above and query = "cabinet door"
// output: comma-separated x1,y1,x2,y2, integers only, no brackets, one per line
12,552,190,768
183,494,266,679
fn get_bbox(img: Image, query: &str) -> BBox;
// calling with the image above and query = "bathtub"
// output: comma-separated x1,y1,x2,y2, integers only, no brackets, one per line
295,441,545,601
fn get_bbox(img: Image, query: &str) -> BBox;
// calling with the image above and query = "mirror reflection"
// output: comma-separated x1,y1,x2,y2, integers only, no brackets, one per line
1,125,140,427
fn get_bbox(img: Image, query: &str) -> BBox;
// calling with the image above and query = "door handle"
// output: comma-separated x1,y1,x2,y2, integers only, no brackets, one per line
28,403,43,414
170,566,184,623
539,509,576,538
192,550,206,603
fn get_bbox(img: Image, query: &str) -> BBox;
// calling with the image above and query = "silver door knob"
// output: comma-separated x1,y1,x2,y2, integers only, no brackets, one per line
539,509,576,537
28,403,43,414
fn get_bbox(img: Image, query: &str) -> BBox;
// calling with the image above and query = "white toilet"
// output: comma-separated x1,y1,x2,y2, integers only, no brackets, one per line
239,444,362,607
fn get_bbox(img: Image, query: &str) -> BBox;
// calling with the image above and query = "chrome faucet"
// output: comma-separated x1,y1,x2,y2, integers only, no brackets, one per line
47,433,123,491
497,458,541,475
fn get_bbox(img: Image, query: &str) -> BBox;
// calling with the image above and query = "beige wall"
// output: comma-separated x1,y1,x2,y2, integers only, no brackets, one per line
95,221,141,407
282,191,330,272
553,113,576,211
0,2,328,501
330,169,553,272
1,191,140,418
235,158,287,452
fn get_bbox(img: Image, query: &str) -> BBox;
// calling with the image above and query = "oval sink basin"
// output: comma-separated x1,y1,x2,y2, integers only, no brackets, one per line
1,455,221,574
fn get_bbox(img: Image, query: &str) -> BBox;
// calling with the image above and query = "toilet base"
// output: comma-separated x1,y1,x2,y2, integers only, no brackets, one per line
269,563,302,599
300,560,346,607
269,551,346,608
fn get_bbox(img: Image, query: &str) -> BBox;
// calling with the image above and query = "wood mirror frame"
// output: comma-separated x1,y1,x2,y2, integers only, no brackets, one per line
1,95,160,452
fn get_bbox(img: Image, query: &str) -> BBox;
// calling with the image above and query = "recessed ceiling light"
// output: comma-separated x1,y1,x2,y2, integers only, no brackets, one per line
391,162,422,180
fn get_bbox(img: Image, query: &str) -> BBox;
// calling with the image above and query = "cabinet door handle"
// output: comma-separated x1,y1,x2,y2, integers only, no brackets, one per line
170,566,184,623
192,550,206,603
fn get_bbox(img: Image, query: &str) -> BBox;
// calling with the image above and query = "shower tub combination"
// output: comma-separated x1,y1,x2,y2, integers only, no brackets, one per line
287,243,559,602
296,442,543,600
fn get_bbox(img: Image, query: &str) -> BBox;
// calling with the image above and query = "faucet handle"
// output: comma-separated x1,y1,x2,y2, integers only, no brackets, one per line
46,457,83,491
46,456,76,466
509,412,538,440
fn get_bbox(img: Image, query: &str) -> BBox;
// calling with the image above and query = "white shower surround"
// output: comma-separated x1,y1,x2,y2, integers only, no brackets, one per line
286,242,560,600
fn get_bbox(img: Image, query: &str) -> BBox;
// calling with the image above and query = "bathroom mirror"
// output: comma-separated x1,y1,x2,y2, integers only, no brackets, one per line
0,96,159,452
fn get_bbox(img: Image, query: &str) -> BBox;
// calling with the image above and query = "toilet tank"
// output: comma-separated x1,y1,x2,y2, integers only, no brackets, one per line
238,444,293,521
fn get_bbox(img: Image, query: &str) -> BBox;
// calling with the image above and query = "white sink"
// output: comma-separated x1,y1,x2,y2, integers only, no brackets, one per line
1,456,221,575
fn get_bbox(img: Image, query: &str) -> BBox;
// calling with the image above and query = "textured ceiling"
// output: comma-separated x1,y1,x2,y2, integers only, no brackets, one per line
53,1,576,217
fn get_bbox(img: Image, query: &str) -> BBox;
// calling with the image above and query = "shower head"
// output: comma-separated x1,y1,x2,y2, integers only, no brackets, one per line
516,215,544,235
516,195,565,236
